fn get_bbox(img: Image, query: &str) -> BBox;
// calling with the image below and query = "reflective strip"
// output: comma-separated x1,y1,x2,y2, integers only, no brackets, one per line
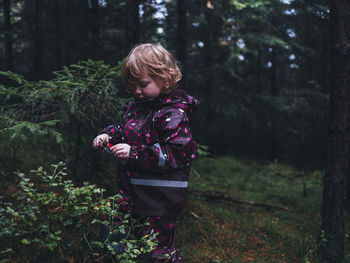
154,143,166,167
130,178,188,188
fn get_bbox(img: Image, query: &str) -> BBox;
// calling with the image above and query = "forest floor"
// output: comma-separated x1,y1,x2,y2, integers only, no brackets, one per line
176,157,350,263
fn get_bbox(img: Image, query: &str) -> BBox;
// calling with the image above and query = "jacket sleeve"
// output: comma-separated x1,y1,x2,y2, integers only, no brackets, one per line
99,124,125,145
127,107,197,171
98,101,132,145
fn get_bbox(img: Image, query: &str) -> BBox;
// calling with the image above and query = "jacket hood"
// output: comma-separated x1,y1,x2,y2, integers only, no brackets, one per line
158,88,199,120
136,88,199,120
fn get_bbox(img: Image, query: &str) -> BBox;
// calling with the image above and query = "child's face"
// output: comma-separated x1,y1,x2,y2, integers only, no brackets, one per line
133,72,165,100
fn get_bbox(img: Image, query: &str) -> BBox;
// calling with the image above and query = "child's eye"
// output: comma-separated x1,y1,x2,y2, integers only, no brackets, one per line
139,82,149,88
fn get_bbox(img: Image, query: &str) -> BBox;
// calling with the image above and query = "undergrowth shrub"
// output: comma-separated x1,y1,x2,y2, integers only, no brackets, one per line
0,163,157,263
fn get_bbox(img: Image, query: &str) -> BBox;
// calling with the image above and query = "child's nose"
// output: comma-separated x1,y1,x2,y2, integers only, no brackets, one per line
134,87,142,94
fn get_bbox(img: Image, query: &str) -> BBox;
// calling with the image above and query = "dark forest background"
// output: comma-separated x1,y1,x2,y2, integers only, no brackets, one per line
2,0,350,262
0,0,330,167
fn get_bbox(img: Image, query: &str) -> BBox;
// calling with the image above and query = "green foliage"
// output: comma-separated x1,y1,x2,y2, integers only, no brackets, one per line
0,117,62,143
196,143,211,157
0,60,126,175
0,59,124,136
0,163,157,262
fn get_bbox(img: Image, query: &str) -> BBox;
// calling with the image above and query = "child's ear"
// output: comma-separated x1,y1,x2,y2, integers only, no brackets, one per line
164,81,170,89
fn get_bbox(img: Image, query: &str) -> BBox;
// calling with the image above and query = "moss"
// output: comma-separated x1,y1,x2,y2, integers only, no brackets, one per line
178,156,350,262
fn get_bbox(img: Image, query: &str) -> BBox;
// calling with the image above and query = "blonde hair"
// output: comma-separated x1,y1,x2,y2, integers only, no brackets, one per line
121,43,182,94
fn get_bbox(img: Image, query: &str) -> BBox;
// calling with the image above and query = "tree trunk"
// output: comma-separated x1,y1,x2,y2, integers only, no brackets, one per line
319,0,350,261
126,0,140,48
90,0,100,59
3,0,13,71
54,0,62,68
72,121,82,179
177,0,187,89
34,0,43,79
270,46,277,160
204,4,214,122
255,47,262,158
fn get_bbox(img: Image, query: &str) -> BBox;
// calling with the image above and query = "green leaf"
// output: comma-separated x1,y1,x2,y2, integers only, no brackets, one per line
231,0,246,10
119,227,126,235
63,219,73,226
21,239,31,245
48,233,61,241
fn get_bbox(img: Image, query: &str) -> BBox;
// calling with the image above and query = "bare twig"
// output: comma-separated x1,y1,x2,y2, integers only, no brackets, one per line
189,189,288,211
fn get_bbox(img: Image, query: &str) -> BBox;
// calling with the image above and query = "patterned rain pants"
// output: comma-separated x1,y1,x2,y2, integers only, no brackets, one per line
99,193,183,262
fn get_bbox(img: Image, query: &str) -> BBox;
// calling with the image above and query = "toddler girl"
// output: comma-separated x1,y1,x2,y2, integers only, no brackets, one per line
92,43,198,262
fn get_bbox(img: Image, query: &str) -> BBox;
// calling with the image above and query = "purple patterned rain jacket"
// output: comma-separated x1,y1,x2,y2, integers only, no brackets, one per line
101,88,199,219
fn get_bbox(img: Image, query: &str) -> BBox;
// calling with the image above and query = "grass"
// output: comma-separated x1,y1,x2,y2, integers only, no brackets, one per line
176,156,350,263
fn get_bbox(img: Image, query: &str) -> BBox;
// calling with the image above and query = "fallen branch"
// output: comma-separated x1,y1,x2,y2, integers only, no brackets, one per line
189,189,288,211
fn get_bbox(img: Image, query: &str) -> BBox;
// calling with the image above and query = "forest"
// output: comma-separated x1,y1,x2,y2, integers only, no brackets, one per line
0,0,349,262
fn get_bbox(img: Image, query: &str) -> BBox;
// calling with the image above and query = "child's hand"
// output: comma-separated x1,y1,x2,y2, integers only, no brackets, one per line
111,143,131,159
92,133,109,149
